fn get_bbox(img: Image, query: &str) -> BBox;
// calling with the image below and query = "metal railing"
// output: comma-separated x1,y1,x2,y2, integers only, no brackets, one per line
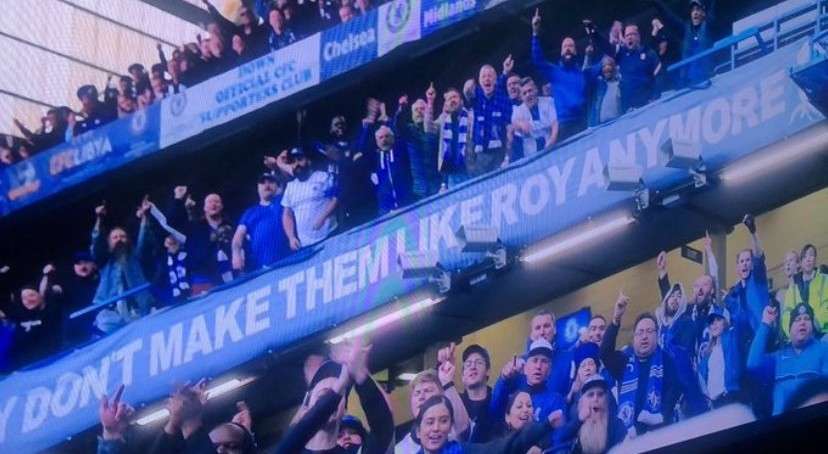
668,0,828,77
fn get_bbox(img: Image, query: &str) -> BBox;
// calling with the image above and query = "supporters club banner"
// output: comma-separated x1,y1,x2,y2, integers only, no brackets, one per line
0,39,822,453
159,35,322,148
421,0,482,36
378,0,422,56
320,9,379,80
0,104,161,216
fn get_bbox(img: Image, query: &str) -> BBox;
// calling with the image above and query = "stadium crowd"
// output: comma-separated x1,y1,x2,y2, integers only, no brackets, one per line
1,0,383,164
0,0,720,167
87,216,828,454
1,0,828,450
0,0,736,370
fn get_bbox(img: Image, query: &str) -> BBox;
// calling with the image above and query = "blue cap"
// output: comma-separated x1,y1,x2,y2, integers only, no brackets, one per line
573,342,600,369
73,251,94,263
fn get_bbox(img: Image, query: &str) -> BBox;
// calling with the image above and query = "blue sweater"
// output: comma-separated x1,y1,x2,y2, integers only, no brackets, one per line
531,36,588,124
725,254,772,355
747,322,828,414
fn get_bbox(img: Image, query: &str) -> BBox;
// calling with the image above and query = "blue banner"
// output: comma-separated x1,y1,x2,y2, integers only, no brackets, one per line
556,308,592,351
0,104,160,215
421,0,482,37
0,36,822,454
321,9,379,80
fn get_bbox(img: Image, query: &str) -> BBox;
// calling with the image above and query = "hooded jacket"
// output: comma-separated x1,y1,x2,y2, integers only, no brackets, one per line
552,387,626,454
656,283,697,355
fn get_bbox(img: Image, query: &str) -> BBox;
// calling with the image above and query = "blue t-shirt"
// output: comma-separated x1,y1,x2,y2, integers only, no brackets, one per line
239,198,289,269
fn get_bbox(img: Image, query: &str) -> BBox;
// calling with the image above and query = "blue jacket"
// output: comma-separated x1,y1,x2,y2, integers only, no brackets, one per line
90,221,154,316
357,124,411,214
725,254,772,355
747,322,828,414
654,0,718,86
531,36,588,124
698,327,743,399
394,104,440,198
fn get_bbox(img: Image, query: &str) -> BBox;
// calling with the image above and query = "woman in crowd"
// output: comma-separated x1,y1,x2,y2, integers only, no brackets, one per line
413,394,563,454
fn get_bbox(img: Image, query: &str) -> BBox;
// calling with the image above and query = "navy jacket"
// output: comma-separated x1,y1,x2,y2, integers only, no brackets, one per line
531,36,588,124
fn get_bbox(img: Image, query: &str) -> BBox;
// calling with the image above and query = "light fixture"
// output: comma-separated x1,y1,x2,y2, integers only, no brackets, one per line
720,124,828,182
135,408,169,426
660,138,702,169
521,215,636,264
455,225,508,270
134,376,255,426
602,164,643,191
397,372,417,381
327,297,443,344
398,251,442,279
398,251,451,293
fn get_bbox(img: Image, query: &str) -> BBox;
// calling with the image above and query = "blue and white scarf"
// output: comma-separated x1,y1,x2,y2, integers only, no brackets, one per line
166,251,190,298
441,109,469,171
617,346,664,436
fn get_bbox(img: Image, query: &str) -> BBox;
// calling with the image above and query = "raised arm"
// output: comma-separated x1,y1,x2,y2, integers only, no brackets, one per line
438,344,471,438
650,0,686,35
600,292,630,381
135,197,156,264
91,203,109,263
350,342,394,454
703,232,720,293
747,306,777,375
273,365,352,454
231,224,247,272
742,214,764,258
656,251,671,299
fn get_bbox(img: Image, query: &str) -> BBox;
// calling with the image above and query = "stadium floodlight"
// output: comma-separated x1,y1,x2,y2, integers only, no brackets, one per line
521,215,636,264
602,164,643,191
660,138,702,169
327,297,444,344
134,377,255,426
455,225,507,270
398,251,451,293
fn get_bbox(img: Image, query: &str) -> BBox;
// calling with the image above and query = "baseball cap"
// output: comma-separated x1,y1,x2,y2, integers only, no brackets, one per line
340,415,367,440
307,360,342,392
287,147,306,159
527,339,554,359
706,305,729,324
258,171,278,183
789,303,815,329
690,0,707,10
573,342,600,370
580,374,610,394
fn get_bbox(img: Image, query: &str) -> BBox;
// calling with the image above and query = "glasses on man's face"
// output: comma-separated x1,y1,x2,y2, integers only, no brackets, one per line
464,359,486,369
634,328,657,337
